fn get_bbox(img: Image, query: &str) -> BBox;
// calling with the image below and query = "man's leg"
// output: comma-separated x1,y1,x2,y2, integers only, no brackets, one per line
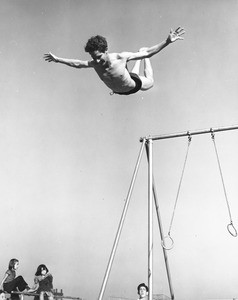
131,59,141,75
140,57,154,91
133,48,154,91
130,52,154,91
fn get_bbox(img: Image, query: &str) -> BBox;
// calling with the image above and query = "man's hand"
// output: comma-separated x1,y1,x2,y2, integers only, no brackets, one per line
44,52,58,62
167,27,185,43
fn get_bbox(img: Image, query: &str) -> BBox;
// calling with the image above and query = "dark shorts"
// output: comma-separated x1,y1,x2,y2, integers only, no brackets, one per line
113,73,142,95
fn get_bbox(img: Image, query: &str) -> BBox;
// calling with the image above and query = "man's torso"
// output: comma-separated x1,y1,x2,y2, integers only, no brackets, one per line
91,53,136,93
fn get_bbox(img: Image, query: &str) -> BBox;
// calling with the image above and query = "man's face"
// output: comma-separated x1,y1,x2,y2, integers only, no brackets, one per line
138,286,148,299
90,50,106,64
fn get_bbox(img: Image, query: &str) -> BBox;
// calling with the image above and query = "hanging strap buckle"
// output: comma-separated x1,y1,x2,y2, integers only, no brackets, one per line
210,128,215,140
187,131,192,143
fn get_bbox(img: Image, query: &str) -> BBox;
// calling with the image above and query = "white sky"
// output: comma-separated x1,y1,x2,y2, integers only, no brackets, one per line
1,1,238,300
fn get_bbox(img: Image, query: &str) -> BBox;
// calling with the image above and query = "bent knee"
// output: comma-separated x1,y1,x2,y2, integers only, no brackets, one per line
141,78,154,91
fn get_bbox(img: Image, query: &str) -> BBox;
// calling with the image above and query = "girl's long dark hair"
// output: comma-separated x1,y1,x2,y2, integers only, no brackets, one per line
8,259,19,270
35,264,49,276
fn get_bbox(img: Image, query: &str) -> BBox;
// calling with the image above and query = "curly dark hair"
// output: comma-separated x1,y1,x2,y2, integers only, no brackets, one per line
137,283,149,294
84,35,108,53
35,264,49,276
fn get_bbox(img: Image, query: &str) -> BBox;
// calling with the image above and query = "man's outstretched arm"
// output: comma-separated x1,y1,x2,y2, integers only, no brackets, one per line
44,52,93,68
126,27,185,61
145,27,185,57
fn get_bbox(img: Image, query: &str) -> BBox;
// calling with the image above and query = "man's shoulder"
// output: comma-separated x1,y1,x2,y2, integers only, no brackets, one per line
108,52,128,60
88,60,96,67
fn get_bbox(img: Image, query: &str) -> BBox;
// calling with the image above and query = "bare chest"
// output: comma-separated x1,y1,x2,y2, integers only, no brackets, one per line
94,58,126,80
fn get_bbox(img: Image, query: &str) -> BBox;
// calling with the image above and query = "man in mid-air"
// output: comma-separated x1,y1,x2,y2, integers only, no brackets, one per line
44,27,185,95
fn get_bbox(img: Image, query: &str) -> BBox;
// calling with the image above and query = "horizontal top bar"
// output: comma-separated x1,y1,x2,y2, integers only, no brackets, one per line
140,124,238,142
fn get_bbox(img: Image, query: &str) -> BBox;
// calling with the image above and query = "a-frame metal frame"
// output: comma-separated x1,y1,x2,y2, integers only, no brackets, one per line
98,124,238,300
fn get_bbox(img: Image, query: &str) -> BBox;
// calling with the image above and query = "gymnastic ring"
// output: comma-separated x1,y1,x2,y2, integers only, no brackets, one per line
161,235,174,250
227,222,237,237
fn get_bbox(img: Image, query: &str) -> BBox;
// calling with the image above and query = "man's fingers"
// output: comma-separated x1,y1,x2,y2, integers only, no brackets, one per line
44,57,52,62
43,53,54,61
175,27,185,35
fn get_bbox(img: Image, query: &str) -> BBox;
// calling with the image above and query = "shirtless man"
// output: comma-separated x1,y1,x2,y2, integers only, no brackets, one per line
44,27,185,95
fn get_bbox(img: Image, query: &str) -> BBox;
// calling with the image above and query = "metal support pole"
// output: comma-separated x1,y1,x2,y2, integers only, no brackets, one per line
145,145,175,300
147,139,153,300
153,182,175,299
98,139,146,300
